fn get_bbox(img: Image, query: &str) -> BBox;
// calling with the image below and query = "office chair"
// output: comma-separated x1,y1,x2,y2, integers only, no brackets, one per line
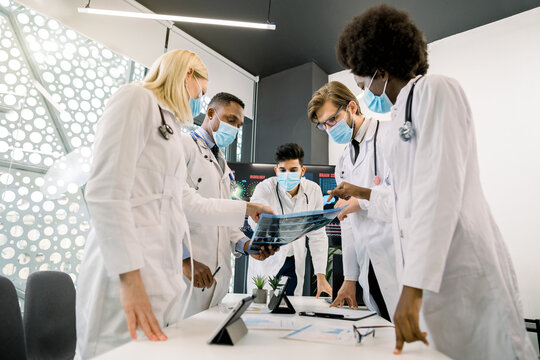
24,271,76,360
0,275,27,360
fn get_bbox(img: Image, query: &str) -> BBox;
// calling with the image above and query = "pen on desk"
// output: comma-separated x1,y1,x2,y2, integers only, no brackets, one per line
202,266,221,292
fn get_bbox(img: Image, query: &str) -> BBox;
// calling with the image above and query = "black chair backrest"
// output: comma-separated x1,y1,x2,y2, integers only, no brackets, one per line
24,271,76,360
0,275,27,360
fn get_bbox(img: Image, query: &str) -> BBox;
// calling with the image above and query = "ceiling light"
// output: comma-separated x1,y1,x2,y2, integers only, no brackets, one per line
77,7,276,30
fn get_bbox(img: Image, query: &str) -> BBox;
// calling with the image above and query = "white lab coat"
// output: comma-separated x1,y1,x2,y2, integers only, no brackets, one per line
178,129,247,317
75,84,246,359
382,74,536,359
335,117,399,319
246,177,328,296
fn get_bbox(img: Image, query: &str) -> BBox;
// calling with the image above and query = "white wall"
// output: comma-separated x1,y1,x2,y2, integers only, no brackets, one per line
17,0,257,118
328,7,540,319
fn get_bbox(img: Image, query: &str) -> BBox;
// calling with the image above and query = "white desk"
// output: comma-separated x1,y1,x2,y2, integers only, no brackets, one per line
94,294,449,360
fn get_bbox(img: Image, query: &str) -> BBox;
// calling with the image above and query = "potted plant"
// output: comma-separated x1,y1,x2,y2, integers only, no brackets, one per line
268,275,282,292
252,275,268,304
267,275,283,304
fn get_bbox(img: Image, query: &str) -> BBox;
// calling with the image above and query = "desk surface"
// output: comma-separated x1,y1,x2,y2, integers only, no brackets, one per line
94,294,449,360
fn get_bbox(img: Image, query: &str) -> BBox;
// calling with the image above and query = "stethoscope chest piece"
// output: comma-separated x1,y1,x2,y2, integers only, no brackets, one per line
158,106,174,140
399,75,423,142
398,121,415,142
159,124,174,140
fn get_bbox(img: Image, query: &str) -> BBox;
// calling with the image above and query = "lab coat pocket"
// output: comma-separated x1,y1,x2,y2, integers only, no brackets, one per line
135,224,175,289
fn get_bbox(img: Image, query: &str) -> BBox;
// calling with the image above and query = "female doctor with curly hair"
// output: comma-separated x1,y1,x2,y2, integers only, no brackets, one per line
330,5,535,359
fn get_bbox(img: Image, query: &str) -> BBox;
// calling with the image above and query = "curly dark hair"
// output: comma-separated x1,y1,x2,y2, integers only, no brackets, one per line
274,143,304,165
336,4,429,79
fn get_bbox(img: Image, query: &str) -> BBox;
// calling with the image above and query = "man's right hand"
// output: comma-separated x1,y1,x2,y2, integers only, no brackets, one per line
182,258,215,288
329,280,358,309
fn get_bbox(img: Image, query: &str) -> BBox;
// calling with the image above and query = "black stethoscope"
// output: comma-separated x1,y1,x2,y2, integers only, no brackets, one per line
339,120,381,185
158,106,174,140
275,181,309,215
399,75,423,142
188,130,235,191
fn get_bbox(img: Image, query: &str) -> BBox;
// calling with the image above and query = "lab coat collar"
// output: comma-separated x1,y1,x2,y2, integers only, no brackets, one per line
154,98,176,118
353,116,372,144
394,75,424,111
194,127,216,149
363,117,379,143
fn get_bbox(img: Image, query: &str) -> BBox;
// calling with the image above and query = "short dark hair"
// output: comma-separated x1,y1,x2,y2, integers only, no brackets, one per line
208,92,245,110
336,4,429,80
274,143,305,165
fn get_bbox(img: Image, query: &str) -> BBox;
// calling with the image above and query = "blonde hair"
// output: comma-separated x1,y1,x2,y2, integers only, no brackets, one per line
141,49,208,124
307,81,361,124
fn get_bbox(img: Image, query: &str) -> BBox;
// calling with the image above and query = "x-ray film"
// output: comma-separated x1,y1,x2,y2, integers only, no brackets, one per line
249,206,346,251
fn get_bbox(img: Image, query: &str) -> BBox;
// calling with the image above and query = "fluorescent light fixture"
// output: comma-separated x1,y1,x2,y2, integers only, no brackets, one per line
77,7,276,30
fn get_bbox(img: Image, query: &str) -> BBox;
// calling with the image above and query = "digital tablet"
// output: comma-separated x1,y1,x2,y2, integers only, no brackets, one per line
207,295,255,344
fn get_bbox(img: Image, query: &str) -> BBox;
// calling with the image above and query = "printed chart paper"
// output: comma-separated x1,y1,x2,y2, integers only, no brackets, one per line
283,324,358,345
242,315,298,330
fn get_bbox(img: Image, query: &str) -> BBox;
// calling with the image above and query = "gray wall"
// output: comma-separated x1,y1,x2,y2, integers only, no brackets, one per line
255,62,328,165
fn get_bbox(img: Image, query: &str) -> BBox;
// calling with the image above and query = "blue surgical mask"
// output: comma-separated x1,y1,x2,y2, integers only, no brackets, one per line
363,70,393,114
187,75,203,117
326,114,353,144
277,171,302,192
212,113,239,148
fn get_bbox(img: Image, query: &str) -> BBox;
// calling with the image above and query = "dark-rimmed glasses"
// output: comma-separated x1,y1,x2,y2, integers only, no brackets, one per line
316,105,343,131
352,325,375,344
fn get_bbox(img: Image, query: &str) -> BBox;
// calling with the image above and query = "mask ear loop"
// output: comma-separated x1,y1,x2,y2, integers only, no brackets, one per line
193,74,203,98
366,70,377,91
381,76,389,96
185,72,202,99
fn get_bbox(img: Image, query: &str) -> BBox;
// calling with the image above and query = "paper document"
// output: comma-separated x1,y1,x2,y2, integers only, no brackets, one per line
283,324,357,345
242,315,298,330
245,305,271,314
249,207,346,251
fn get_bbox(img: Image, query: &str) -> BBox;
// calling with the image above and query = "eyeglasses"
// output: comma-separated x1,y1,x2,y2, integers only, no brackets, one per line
316,105,343,131
352,325,375,344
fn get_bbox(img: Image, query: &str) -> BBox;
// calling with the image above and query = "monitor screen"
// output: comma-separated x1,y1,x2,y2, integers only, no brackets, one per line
228,162,341,247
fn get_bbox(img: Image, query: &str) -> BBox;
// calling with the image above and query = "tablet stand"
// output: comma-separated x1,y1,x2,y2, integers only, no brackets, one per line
208,317,248,345
269,292,296,314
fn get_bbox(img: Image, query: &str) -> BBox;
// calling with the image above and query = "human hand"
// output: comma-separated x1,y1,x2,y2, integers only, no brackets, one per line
329,280,358,309
119,270,167,342
249,242,280,261
335,198,361,221
315,273,333,298
182,258,215,289
393,286,429,355
328,182,371,201
246,202,274,223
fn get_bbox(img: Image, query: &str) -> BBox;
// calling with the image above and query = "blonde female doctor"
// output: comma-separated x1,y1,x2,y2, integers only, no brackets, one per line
76,50,272,359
